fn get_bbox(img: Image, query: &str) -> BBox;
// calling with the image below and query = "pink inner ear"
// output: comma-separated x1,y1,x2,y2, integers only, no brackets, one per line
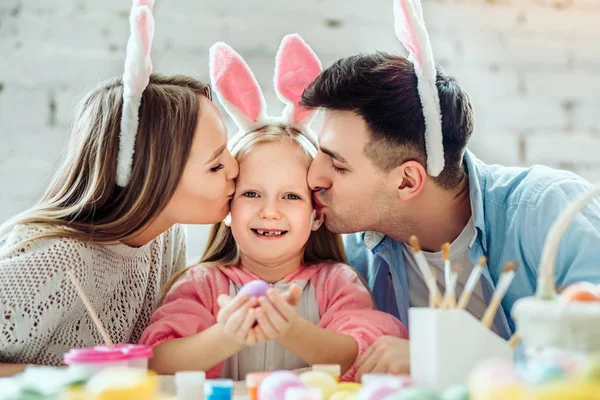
136,0,154,11
396,0,423,65
275,35,322,123
135,8,154,74
136,10,151,55
212,45,263,123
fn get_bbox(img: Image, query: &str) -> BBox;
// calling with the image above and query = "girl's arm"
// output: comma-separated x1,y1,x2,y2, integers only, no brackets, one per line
307,264,408,382
277,315,358,373
141,268,257,376
149,304,251,374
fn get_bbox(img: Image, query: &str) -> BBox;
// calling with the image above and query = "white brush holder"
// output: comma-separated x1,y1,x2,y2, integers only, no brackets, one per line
409,308,514,392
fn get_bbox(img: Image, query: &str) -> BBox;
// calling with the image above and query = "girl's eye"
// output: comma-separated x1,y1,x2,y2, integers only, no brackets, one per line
210,163,224,172
243,191,258,198
284,194,301,200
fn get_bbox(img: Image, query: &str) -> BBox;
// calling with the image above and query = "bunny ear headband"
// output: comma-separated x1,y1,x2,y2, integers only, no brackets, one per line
208,33,322,147
117,0,155,187
394,0,444,176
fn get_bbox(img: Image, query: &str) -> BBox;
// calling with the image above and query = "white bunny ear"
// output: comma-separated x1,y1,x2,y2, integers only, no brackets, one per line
117,0,155,187
274,33,322,126
209,42,268,132
393,0,444,177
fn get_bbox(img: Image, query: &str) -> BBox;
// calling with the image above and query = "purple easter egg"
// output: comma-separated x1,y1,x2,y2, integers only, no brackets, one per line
259,370,305,400
239,280,270,298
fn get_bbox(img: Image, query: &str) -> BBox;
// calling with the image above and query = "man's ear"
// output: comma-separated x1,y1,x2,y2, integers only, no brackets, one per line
389,160,427,201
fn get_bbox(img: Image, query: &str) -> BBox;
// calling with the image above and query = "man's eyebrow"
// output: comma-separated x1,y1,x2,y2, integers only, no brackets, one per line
320,146,348,163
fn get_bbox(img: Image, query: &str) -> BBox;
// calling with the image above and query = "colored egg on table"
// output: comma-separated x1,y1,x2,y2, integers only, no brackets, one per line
526,380,600,400
300,370,337,399
440,384,469,400
470,384,526,400
336,382,361,392
382,387,439,400
560,282,600,302
330,391,354,400
259,370,305,400
239,280,270,298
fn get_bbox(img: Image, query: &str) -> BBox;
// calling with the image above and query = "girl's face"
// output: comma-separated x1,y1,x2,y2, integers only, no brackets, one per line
230,141,322,266
165,96,238,225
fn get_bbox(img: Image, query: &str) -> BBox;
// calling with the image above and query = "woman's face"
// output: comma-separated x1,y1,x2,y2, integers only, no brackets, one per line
164,96,238,225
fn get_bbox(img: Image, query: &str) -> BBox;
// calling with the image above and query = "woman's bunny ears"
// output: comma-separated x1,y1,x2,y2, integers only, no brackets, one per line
394,0,444,177
117,0,155,187
209,34,322,135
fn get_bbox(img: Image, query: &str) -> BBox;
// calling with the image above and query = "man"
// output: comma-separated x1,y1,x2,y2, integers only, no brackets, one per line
301,52,600,379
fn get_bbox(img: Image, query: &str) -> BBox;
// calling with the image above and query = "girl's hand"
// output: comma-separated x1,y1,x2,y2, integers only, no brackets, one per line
216,293,259,346
255,286,300,342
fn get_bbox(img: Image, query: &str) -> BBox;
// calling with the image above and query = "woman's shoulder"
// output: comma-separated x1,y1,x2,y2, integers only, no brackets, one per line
1,225,91,262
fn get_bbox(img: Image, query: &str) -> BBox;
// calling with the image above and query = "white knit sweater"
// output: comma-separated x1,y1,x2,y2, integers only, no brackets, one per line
0,224,186,366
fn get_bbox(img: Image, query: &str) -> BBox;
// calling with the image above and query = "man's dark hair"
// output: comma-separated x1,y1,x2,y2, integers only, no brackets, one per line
301,52,474,190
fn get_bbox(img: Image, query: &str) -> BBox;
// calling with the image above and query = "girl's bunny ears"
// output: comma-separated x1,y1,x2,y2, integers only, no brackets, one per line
117,0,155,187
393,0,444,177
209,33,322,137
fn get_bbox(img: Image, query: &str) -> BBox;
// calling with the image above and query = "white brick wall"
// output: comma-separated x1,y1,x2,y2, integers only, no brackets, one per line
1,0,599,261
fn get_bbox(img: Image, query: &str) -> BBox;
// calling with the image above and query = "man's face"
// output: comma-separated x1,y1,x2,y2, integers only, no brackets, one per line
307,110,395,234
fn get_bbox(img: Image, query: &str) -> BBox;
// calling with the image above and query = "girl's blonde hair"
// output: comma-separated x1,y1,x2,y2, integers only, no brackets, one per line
0,74,211,252
164,124,348,294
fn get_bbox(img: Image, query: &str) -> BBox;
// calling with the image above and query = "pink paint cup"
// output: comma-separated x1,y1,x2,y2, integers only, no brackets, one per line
63,344,152,376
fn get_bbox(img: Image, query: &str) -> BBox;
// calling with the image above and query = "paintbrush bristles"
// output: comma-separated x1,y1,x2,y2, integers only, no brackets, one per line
442,243,450,260
409,235,421,252
478,256,487,267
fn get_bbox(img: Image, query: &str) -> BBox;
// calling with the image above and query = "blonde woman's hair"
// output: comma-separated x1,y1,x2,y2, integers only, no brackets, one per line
163,124,348,295
0,74,211,252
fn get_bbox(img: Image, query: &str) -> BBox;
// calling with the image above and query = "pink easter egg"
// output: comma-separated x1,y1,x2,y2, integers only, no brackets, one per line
259,370,305,400
239,280,270,298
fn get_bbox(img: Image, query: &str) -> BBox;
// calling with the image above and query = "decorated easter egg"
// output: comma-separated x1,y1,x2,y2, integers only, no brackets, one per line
259,370,305,400
560,282,600,302
382,387,439,400
357,380,404,400
440,385,469,400
239,280,270,298
300,370,337,399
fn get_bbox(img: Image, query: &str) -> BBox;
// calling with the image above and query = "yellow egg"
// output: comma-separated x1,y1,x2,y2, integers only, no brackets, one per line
330,390,354,400
300,370,338,399
526,380,600,400
336,382,361,392
471,384,528,400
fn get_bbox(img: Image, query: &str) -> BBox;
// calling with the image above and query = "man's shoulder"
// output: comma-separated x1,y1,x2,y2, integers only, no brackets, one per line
480,162,588,208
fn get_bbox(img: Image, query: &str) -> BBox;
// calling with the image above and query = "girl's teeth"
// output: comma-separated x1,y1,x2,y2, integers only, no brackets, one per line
256,230,283,236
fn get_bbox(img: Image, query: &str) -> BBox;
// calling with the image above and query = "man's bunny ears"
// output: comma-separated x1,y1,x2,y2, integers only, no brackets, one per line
209,34,322,137
394,0,444,177
117,0,155,187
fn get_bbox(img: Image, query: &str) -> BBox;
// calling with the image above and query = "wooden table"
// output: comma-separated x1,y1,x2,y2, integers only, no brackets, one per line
159,375,249,399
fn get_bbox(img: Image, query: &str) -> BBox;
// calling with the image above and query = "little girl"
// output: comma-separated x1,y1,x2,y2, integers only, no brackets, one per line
140,35,407,382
